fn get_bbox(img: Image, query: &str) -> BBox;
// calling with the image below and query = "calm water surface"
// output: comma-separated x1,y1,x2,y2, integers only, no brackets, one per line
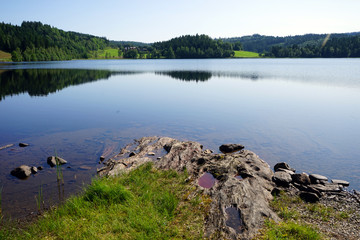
0,59,359,218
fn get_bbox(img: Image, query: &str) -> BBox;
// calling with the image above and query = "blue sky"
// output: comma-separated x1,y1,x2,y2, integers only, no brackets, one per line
1,0,360,43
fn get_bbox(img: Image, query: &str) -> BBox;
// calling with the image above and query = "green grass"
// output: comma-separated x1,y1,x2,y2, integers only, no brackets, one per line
0,163,206,240
259,220,322,240
91,47,120,59
233,50,260,58
0,50,11,62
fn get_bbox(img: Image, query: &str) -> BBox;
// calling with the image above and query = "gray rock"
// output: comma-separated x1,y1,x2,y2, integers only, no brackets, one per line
219,144,244,154
309,174,328,184
272,171,292,187
310,183,341,193
276,168,295,175
31,166,38,174
274,162,295,172
129,152,136,157
99,136,278,240
148,152,155,156
331,179,350,187
11,165,32,179
37,166,43,170
100,156,105,161
299,191,320,203
19,143,29,147
47,156,67,167
292,173,311,185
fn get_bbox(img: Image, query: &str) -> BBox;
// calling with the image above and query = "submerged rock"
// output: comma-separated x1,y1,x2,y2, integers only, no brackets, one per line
11,165,32,179
219,144,244,154
47,156,67,167
19,143,29,147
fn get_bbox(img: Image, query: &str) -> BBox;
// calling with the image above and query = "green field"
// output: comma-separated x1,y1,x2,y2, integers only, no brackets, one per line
91,47,120,59
233,50,260,58
0,50,11,61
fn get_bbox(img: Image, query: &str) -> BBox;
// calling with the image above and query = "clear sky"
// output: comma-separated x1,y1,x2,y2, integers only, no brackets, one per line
1,0,360,43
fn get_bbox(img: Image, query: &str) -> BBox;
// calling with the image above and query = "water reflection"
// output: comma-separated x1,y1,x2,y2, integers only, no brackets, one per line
156,71,212,82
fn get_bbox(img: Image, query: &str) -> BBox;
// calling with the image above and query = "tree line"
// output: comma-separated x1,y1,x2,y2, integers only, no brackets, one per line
265,35,360,58
0,21,108,61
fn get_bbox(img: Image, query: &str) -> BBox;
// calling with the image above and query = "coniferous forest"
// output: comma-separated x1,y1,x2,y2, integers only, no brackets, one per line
1,21,360,61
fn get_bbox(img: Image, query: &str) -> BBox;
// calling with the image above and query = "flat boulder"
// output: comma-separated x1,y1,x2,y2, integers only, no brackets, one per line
219,144,244,154
272,171,292,187
47,156,67,167
331,179,350,187
309,174,328,184
11,165,32,179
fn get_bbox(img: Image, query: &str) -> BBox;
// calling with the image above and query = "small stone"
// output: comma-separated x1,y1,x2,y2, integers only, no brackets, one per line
157,157,161,160
204,149,213,154
292,173,311,185
299,191,320,203
11,165,32,179
148,152,155,156
309,174,328,184
19,143,29,147
219,144,244,154
47,156,67,167
272,171,292,187
331,179,350,187
31,166,38,174
100,156,105,161
129,152,136,157
37,166,43,170
274,162,295,172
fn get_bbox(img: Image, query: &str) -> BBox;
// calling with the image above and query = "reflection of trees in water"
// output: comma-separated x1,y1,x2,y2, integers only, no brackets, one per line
156,70,262,82
156,71,212,82
0,69,135,101
0,68,265,101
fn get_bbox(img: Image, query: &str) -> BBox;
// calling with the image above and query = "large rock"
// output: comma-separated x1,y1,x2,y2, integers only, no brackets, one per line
219,144,244,154
47,156,67,167
272,171,292,187
99,137,279,240
11,165,32,179
299,191,320,203
292,173,311,185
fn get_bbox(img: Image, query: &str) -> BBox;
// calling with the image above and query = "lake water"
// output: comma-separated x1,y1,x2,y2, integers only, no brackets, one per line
1,59,360,219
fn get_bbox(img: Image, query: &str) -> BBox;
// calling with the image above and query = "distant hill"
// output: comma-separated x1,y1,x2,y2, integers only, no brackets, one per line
221,32,360,53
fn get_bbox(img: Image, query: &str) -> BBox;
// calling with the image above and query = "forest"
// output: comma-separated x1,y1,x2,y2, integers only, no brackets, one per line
265,35,360,58
0,21,108,61
1,21,360,61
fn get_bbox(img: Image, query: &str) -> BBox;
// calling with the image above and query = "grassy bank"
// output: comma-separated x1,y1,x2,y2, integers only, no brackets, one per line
0,50,11,62
233,50,260,58
0,163,207,239
91,47,120,59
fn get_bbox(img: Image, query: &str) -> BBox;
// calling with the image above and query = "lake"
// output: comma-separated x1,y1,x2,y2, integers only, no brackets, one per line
0,59,359,219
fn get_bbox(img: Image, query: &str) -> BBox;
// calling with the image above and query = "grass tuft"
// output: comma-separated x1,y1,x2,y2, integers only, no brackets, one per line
0,162,206,239
233,50,260,58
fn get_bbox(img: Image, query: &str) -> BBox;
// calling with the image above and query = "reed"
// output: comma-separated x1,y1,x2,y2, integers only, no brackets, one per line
35,184,44,213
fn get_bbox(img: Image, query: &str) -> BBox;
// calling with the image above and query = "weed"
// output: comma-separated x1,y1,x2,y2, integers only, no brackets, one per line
35,184,44,213
259,220,322,240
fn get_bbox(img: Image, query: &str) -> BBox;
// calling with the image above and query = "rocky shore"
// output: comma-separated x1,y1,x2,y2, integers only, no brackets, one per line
97,136,360,239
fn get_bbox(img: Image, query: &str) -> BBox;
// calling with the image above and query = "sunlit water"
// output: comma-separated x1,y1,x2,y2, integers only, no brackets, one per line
0,59,359,219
